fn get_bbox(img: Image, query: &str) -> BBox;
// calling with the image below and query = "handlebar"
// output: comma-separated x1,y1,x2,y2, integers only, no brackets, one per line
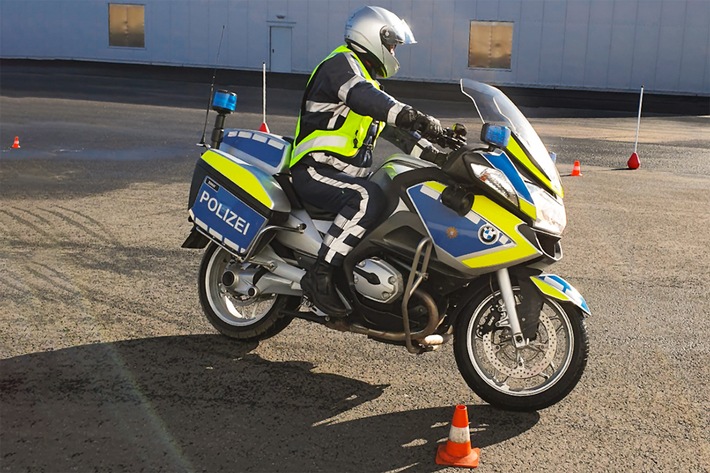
432,126,467,151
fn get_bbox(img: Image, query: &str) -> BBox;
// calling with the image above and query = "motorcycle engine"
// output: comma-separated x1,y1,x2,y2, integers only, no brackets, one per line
353,258,404,304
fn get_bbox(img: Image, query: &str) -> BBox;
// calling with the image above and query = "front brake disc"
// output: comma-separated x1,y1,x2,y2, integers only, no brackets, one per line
481,312,558,378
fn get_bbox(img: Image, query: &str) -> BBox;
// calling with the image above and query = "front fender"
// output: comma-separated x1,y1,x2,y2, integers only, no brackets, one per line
530,273,590,315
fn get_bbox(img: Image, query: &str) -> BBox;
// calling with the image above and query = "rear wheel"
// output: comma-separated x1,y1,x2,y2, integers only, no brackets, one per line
198,243,299,341
454,287,589,411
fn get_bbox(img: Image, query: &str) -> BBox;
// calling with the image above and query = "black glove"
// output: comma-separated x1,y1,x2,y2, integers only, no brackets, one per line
395,107,444,139
413,114,444,139
452,122,467,137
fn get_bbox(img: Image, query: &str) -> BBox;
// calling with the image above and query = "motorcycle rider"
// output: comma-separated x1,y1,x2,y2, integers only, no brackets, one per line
290,5,446,316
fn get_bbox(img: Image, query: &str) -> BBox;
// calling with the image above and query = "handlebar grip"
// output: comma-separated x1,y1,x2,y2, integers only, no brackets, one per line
452,123,468,137
434,127,466,150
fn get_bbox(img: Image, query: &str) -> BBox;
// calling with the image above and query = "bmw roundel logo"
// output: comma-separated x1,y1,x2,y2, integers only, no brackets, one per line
479,225,500,244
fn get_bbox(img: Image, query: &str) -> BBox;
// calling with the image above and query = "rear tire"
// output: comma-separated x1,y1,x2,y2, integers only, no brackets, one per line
198,243,299,341
454,287,589,411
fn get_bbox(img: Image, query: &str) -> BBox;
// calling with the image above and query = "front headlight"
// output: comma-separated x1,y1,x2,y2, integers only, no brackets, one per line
470,163,519,207
527,183,566,235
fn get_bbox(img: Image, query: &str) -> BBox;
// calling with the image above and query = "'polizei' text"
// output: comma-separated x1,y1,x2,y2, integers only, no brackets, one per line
199,190,251,235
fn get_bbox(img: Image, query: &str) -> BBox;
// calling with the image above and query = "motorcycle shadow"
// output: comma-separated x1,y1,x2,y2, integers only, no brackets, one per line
1,335,539,472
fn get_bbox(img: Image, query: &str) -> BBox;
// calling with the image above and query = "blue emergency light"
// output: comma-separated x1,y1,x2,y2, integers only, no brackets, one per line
212,90,237,114
481,123,511,149
209,90,237,148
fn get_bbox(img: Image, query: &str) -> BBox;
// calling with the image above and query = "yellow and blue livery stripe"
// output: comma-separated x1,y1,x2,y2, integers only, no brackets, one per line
407,182,541,271
531,274,590,314
461,194,540,269
200,149,274,209
481,150,537,220
506,136,563,198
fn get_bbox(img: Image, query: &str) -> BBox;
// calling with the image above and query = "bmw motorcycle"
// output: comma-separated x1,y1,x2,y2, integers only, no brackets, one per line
182,79,590,411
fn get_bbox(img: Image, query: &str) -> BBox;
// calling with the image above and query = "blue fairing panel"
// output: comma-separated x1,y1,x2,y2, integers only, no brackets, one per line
406,183,514,260
481,151,533,205
220,129,291,173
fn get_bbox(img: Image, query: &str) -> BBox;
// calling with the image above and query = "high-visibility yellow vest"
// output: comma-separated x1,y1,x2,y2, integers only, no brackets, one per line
290,45,386,167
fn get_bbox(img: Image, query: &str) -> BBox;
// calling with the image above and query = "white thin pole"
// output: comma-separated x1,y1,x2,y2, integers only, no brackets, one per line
262,62,267,124
634,85,644,154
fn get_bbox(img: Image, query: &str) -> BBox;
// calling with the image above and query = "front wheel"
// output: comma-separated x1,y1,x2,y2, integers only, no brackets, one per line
454,287,589,411
198,243,299,341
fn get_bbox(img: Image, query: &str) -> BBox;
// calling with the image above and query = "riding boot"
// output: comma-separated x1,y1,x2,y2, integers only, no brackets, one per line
301,260,349,317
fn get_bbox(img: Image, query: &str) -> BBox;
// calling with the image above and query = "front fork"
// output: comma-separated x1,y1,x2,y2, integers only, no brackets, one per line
496,268,529,349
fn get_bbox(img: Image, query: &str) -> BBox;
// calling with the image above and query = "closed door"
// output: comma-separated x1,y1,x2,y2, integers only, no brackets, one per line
270,26,292,73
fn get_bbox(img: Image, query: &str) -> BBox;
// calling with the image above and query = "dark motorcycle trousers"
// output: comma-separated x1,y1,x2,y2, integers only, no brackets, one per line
290,159,387,267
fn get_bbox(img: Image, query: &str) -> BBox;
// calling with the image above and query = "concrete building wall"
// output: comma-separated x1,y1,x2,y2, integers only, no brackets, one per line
1,0,708,95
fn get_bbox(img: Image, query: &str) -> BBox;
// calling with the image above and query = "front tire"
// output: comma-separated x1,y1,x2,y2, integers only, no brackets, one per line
454,287,589,411
198,243,299,341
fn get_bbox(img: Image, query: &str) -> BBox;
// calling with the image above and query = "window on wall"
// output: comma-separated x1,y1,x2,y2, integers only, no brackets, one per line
109,3,145,48
468,21,513,69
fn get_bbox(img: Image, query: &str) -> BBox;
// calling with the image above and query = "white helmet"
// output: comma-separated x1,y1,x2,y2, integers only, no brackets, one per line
344,6,416,78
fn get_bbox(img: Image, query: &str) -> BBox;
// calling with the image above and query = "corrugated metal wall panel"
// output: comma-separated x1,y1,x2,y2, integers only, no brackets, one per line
607,1,637,90
631,0,663,91
561,1,590,87
584,2,614,89
538,0,566,87
517,0,544,86
679,0,710,93
0,0,707,95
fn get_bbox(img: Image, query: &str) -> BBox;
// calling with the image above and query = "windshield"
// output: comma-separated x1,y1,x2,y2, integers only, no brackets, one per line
460,79,561,194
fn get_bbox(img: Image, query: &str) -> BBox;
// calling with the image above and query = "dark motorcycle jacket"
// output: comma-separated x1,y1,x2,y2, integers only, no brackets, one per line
290,44,443,176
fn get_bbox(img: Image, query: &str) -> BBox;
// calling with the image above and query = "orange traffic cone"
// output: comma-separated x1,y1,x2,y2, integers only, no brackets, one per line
570,160,582,176
258,122,270,133
11,136,20,149
436,405,480,468
627,152,640,170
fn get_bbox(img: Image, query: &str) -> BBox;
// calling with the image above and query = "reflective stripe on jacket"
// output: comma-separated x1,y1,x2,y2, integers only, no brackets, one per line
290,45,405,170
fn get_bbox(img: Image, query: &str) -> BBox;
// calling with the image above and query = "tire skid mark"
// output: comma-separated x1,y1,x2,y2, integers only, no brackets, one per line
9,257,184,328
38,208,115,246
12,207,52,226
59,260,192,327
0,208,56,241
3,236,194,327
24,262,81,297
0,267,31,294
0,260,76,307
0,227,23,241
54,205,114,237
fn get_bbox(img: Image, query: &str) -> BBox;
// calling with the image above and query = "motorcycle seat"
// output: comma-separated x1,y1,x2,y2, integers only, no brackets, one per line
273,173,338,221
302,202,338,221
274,173,303,210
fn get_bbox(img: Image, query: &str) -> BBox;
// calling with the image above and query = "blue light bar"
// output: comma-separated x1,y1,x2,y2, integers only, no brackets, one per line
212,90,237,113
481,123,511,149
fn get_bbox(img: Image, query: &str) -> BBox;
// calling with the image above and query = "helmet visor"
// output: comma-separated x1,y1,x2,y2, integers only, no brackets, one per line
380,18,416,49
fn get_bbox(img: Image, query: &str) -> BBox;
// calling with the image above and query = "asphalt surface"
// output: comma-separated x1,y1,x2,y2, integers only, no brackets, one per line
1,64,709,473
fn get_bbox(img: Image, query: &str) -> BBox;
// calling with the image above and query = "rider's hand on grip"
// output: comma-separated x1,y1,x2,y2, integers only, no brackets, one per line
427,127,466,151
452,123,467,138
413,114,443,140
396,106,444,139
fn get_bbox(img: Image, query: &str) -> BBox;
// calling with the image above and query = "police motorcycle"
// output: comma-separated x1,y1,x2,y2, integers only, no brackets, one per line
182,79,590,411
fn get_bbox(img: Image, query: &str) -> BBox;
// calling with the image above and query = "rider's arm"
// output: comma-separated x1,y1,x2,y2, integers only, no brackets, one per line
380,125,448,166
314,52,444,145
322,53,406,124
